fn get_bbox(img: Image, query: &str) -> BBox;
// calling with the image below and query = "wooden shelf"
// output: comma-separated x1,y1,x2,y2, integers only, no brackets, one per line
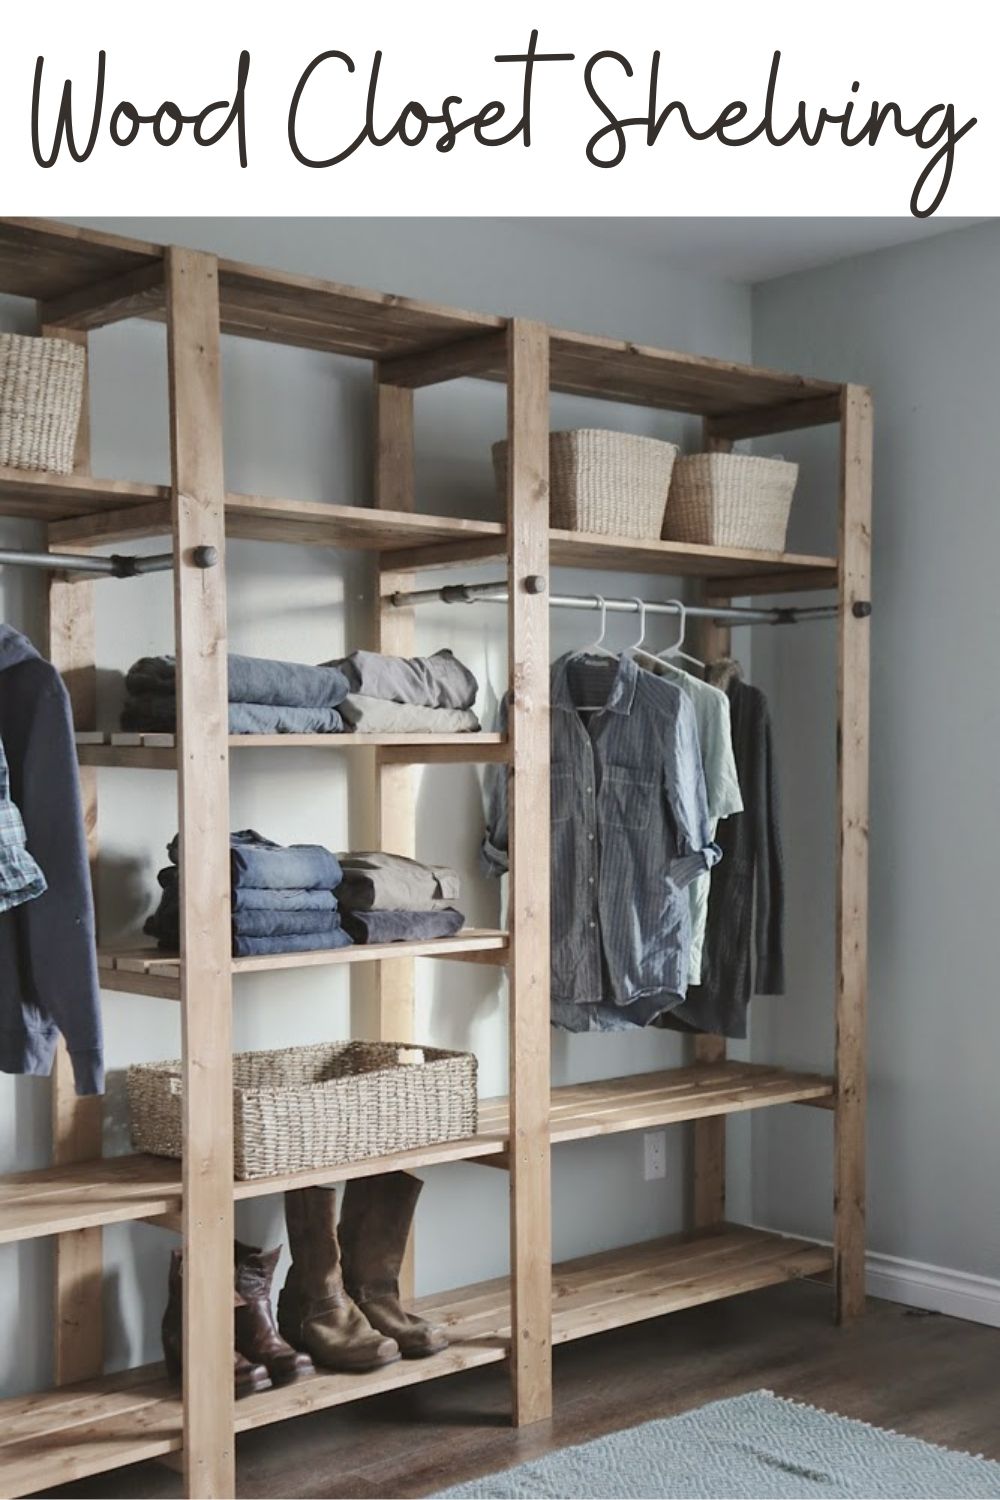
2,221,841,423
97,931,509,999
0,1064,830,1245
76,730,508,770
547,530,838,592
0,1223,830,1495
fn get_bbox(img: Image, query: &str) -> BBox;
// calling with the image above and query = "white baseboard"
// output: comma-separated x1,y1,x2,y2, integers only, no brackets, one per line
753,1221,1000,1328
864,1249,1000,1329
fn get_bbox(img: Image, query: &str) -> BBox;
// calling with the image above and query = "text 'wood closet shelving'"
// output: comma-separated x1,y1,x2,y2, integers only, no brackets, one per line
0,217,871,1499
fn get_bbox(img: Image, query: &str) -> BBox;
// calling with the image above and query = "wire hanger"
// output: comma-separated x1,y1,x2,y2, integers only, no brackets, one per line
655,599,705,670
571,594,618,714
578,595,616,659
624,597,648,654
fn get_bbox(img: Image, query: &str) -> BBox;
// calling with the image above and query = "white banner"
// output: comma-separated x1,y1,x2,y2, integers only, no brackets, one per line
2,0,991,218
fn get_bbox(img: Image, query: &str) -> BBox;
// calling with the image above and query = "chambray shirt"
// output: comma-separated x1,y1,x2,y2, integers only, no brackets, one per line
482,652,721,1031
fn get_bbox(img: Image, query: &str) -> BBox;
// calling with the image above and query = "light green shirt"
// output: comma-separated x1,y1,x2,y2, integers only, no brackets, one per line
634,651,743,985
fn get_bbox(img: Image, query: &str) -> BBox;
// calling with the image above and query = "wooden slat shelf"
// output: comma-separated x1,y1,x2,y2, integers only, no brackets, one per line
548,529,838,588
98,932,510,997
0,1223,830,1495
0,1064,831,1244
75,730,508,770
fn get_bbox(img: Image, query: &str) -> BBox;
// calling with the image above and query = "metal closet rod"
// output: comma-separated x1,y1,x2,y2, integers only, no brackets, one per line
389,578,859,626
0,545,219,578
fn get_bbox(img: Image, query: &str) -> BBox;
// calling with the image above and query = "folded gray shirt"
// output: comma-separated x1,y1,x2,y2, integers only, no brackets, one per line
340,695,480,734
328,649,478,711
335,851,461,911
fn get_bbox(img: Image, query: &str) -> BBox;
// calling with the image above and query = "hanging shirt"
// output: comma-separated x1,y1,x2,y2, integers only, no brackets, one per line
482,651,721,1031
671,658,785,1039
0,735,46,915
633,650,743,984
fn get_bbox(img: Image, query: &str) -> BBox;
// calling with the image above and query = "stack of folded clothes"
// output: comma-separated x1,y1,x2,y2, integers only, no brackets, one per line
122,654,350,735
326,649,480,733
334,852,466,944
144,830,353,957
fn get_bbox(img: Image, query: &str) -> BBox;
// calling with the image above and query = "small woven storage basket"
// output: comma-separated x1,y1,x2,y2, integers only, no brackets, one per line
0,334,86,474
664,452,798,552
493,429,678,539
128,1040,478,1180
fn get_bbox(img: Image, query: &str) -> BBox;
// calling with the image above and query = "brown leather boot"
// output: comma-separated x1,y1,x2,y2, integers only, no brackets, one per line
277,1188,400,1372
161,1247,271,1398
235,1242,314,1386
339,1172,449,1359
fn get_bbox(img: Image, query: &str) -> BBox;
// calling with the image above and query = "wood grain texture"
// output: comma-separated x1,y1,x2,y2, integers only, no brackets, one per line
505,320,552,1426
41,322,105,1389
0,1227,834,1497
834,385,873,1325
165,246,235,1499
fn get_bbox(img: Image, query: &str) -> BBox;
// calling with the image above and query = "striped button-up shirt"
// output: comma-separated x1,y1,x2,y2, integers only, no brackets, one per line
482,652,720,1031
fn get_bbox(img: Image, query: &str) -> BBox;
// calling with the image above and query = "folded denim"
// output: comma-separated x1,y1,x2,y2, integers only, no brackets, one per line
340,907,465,944
165,829,343,892
147,892,341,939
122,696,345,736
156,868,337,913
340,695,480,734
233,928,353,957
335,851,460,912
126,653,350,709
327,649,478,711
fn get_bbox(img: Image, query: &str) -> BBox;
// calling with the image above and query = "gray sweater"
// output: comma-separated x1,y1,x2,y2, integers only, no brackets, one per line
0,627,103,1094
664,658,785,1039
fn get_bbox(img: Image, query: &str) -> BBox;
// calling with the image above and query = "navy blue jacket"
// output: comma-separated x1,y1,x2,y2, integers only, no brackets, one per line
0,627,103,1094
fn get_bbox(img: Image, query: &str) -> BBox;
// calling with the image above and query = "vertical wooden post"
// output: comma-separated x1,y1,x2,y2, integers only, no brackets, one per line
506,320,552,1426
166,247,234,1498
43,322,104,1385
690,425,733,1232
373,378,418,1303
834,384,872,1324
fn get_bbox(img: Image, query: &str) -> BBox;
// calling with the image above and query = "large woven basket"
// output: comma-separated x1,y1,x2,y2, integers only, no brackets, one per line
0,334,86,475
664,453,798,552
493,429,677,539
128,1040,478,1180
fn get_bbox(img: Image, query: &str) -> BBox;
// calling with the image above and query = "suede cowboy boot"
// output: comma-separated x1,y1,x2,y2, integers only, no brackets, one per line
277,1188,399,1372
234,1242,314,1386
161,1247,271,1398
339,1172,448,1358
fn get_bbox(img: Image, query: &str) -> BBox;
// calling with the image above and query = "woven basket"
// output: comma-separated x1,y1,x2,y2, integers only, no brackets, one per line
128,1040,478,1180
493,429,677,539
0,334,86,475
664,453,798,552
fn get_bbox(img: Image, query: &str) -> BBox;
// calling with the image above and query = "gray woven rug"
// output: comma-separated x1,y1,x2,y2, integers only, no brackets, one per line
434,1390,1000,1498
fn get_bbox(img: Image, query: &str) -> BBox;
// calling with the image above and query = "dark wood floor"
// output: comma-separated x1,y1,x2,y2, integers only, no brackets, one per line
41,1282,1000,1500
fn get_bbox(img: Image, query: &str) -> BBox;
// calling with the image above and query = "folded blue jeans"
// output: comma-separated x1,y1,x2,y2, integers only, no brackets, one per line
233,927,353,957
158,869,337,913
122,696,345,735
166,829,343,892
126,653,350,709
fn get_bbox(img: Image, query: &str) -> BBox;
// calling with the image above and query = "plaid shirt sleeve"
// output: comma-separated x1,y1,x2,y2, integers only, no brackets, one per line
0,736,46,914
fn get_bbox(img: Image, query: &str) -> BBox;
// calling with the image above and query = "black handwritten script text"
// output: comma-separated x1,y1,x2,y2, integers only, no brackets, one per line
29,35,976,216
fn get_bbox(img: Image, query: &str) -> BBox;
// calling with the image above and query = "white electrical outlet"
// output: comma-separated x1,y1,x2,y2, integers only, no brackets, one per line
643,1130,666,1181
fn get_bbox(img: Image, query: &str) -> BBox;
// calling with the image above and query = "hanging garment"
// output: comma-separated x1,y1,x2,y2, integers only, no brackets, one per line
482,652,721,1032
335,852,461,913
671,657,785,1038
0,627,103,1095
0,735,47,914
633,649,743,984
329,649,478,711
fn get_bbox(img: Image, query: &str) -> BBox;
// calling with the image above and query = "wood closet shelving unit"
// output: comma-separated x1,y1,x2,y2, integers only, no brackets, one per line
0,218,871,1499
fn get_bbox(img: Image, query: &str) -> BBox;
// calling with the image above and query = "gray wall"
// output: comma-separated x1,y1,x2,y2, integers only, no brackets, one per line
750,222,1000,1281
0,219,755,1397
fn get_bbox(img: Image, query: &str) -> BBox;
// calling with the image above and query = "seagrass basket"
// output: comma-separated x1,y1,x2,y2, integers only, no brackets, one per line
0,334,86,474
128,1040,478,1180
492,429,677,539
664,453,798,552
